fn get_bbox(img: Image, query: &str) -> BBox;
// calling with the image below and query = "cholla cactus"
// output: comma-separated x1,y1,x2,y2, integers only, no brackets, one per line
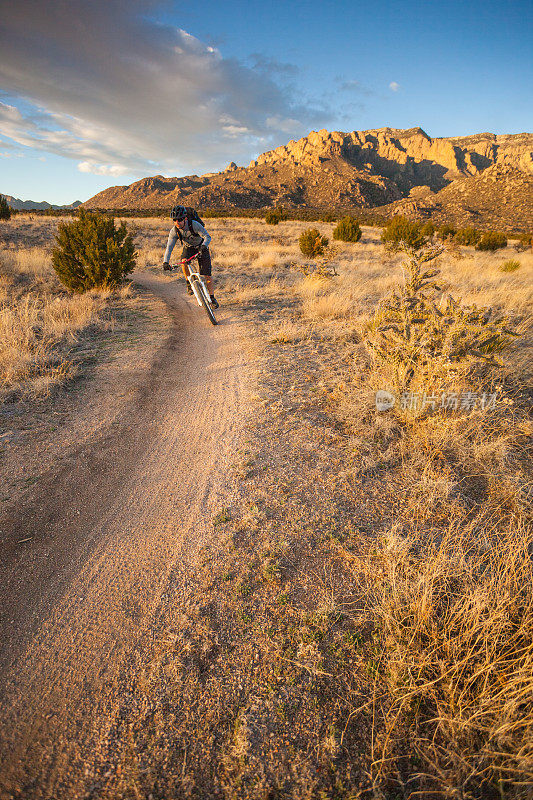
366,244,518,389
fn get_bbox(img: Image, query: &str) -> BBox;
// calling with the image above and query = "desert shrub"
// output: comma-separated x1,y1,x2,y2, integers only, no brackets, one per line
475,231,507,251
299,228,329,258
321,212,337,223
500,259,521,273
265,208,282,225
518,232,532,249
365,244,518,395
420,220,435,237
0,194,11,221
381,216,427,251
51,210,136,292
333,216,362,243
438,224,456,240
454,226,481,246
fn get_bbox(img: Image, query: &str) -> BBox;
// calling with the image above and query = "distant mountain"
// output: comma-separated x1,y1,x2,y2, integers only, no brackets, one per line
2,195,83,211
82,127,533,230
377,163,533,231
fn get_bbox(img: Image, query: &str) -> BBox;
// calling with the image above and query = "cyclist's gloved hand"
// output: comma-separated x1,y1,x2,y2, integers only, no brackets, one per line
162,261,171,271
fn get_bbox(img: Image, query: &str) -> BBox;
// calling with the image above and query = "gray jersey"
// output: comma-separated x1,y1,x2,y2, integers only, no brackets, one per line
163,219,211,262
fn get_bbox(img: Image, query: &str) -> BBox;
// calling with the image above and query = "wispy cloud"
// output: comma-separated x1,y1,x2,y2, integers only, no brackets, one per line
78,161,130,176
0,0,330,177
337,78,374,96
248,54,299,77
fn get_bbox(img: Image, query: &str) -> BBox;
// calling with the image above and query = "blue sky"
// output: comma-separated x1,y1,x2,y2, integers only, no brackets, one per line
1,0,531,204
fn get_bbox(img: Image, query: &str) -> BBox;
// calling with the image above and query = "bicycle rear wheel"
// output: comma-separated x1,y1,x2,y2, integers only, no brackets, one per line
191,277,217,326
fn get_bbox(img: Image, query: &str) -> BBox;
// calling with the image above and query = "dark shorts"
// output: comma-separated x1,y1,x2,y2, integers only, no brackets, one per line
181,245,212,276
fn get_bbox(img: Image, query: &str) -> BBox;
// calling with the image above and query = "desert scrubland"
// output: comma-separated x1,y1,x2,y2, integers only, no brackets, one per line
0,216,143,401
1,214,532,798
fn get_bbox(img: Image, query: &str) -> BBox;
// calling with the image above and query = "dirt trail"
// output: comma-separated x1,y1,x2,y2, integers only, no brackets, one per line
0,273,251,799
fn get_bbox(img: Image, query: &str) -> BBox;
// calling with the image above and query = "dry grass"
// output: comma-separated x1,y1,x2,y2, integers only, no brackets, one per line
99,217,533,795
186,219,531,795
5,214,531,796
298,274,354,319
267,318,310,343
361,519,533,795
0,228,126,399
0,289,105,397
316,239,532,795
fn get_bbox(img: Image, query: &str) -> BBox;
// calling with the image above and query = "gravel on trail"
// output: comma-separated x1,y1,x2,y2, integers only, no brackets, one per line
0,272,252,799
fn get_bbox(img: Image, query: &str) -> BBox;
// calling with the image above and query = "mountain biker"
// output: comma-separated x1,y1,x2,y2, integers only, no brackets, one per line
162,205,219,309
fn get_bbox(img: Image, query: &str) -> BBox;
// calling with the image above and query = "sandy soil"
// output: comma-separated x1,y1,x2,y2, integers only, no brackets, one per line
0,271,252,799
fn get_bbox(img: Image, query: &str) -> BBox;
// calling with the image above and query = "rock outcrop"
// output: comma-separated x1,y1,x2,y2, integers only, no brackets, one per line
82,126,533,229
250,127,532,190
380,163,533,230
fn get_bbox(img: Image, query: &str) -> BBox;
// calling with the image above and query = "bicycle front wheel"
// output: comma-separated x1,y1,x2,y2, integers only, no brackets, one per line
191,278,217,326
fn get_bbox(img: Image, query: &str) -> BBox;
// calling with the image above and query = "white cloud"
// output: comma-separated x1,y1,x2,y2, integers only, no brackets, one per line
0,100,151,173
78,161,130,176
266,116,306,135
389,81,400,92
342,79,362,90
0,1,329,178
221,125,252,137
337,78,373,97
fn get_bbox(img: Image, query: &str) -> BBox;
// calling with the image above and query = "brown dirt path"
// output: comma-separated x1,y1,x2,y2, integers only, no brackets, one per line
0,272,252,799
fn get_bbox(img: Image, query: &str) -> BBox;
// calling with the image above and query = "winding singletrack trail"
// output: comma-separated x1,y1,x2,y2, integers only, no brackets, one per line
0,273,250,799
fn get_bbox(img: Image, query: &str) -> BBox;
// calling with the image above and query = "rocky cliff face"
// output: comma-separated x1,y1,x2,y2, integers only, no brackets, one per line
82,126,533,229
251,127,533,190
379,163,533,231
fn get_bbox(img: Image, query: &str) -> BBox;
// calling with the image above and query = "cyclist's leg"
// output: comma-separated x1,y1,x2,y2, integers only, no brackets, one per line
181,246,194,280
198,248,214,295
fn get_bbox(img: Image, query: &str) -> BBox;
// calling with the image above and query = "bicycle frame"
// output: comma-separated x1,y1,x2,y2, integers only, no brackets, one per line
169,252,217,325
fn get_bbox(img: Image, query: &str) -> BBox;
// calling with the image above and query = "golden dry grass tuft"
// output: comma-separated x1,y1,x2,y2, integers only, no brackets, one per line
362,520,533,795
0,230,126,399
0,290,105,397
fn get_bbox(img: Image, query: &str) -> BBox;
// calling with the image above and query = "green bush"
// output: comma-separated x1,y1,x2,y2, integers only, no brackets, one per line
500,259,521,273
321,212,337,223
299,228,329,258
420,221,435,237
333,216,362,243
454,227,481,246
0,194,11,221
438,224,456,241
265,208,282,225
51,210,136,292
475,231,507,251
381,216,427,251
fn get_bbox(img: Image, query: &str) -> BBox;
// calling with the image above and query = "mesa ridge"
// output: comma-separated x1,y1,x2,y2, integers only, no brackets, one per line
82,126,533,230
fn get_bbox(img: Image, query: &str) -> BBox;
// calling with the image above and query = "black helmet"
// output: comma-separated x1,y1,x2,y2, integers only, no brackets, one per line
170,205,187,221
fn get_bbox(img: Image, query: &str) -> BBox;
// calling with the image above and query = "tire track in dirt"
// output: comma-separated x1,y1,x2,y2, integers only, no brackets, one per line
0,272,251,799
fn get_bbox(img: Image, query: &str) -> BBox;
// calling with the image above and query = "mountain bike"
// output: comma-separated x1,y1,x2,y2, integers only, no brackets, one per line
169,252,217,326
